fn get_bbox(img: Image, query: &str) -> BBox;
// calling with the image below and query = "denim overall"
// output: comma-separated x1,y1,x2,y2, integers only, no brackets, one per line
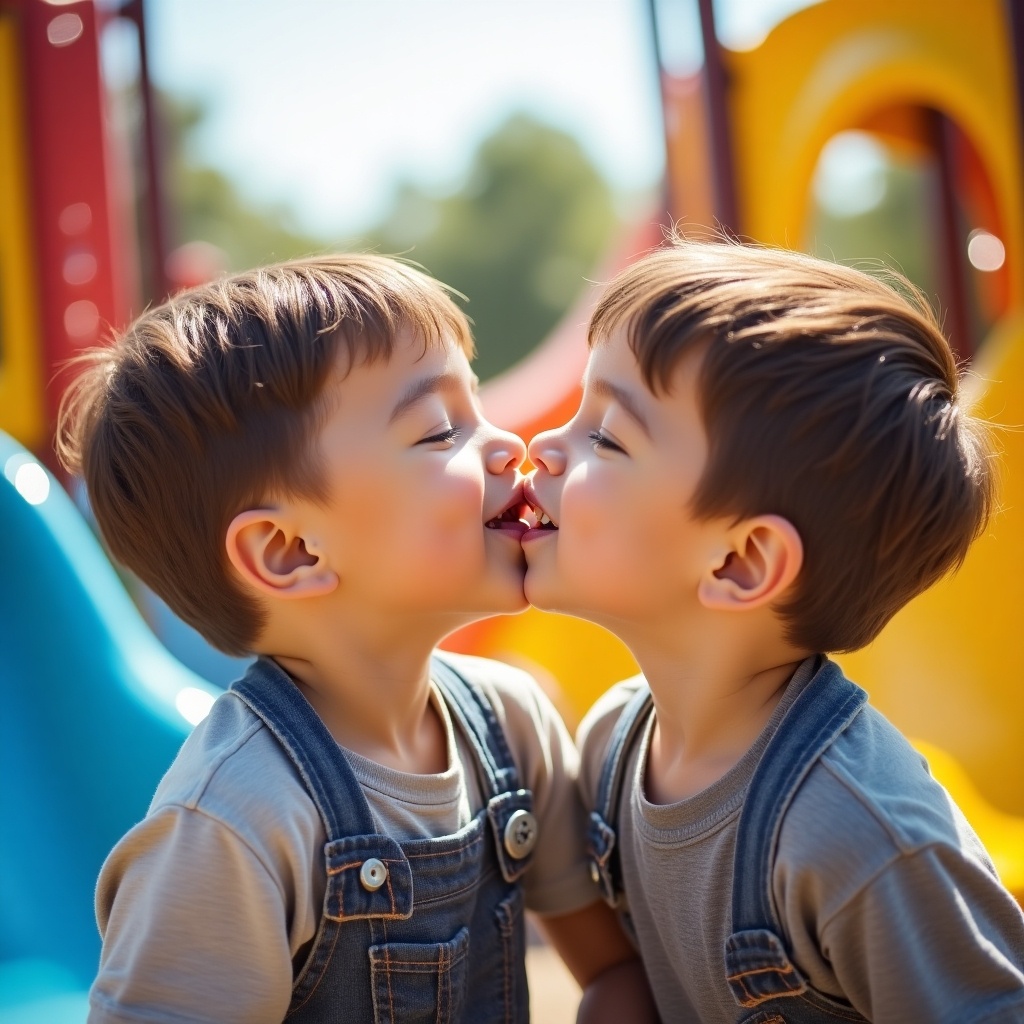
230,656,534,1024
587,661,871,1023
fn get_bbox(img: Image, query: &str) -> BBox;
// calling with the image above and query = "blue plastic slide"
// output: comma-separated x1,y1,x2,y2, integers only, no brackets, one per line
0,430,221,1021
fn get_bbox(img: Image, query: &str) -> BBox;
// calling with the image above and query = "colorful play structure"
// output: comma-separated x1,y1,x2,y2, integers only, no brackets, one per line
1,0,1022,1017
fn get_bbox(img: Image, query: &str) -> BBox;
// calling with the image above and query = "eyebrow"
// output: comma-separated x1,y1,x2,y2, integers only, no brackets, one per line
388,371,476,424
587,377,652,438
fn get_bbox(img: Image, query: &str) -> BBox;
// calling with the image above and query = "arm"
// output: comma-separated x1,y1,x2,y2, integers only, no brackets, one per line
538,901,660,1024
810,846,1024,1023
90,805,296,1024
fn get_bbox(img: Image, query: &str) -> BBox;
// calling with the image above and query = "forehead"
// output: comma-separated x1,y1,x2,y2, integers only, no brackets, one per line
586,327,705,435
319,328,474,429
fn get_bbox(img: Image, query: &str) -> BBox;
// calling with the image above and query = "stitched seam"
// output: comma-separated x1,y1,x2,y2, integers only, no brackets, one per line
182,708,264,808
386,921,395,1024
728,964,798,979
414,867,495,907
287,920,342,1016
402,835,484,859
818,754,920,854
157,803,288,904
814,846,910,937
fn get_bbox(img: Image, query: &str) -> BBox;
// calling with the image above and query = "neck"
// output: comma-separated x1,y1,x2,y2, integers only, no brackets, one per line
257,603,463,773
612,612,807,804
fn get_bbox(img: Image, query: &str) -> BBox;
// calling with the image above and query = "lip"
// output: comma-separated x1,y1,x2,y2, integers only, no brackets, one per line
521,479,558,543
485,483,531,538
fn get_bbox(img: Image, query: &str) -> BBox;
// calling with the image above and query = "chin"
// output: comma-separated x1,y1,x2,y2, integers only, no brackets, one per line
523,573,563,613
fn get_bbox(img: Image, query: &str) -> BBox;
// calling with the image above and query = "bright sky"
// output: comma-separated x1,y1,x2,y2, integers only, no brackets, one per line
127,0,819,239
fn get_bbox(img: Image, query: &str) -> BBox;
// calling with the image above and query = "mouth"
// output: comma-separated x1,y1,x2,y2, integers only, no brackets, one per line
484,493,532,537
522,481,558,539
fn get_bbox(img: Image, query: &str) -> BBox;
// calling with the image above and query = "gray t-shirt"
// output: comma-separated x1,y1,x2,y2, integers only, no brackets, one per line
90,654,596,1024
578,658,1024,1023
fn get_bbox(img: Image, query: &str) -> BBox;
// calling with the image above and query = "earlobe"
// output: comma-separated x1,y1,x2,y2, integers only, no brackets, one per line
698,515,803,611
225,509,338,600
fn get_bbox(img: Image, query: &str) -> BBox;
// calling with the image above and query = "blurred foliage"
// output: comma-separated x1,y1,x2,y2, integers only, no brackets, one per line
162,97,618,379
162,96,327,270
357,113,618,380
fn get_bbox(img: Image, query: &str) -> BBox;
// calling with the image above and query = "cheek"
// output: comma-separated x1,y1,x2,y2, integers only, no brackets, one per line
559,476,681,583
389,464,486,568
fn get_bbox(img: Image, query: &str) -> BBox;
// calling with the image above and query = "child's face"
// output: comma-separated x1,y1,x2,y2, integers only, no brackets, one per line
524,327,722,628
296,329,529,625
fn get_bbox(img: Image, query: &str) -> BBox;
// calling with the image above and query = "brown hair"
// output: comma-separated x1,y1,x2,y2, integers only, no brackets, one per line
57,254,474,655
589,240,995,653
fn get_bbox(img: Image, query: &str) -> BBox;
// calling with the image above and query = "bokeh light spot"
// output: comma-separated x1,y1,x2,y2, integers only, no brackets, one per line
175,687,216,726
966,229,1005,272
4,455,51,506
47,13,83,47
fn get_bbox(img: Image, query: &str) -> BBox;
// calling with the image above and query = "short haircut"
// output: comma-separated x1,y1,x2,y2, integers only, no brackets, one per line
589,240,995,653
57,255,474,655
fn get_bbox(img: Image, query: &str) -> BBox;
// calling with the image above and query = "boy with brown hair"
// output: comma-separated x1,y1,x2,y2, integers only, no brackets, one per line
58,255,652,1024
523,239,1024,1022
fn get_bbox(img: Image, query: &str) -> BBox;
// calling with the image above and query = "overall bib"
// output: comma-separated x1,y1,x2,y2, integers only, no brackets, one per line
587,661,871,1023
231,656,535,1024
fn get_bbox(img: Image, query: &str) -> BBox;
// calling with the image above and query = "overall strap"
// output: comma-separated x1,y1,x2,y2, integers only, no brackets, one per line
430,654,537,884
229,657,378,841
725,659,868,1014
429,654,520,797
587,681,653,906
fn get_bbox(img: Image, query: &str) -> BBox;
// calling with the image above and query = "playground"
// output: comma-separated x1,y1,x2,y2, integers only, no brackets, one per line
1,1,1022,1020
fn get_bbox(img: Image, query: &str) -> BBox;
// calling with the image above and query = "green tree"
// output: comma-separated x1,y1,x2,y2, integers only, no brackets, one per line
162,101,618,380
162,95,327,272
357,113,618,380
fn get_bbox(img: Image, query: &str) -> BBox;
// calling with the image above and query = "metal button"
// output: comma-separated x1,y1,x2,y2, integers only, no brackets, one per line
360,858,388,891
503,809,538,859
589,860,601,885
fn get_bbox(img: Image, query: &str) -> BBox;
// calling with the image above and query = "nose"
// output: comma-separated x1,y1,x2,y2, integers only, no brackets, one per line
528,428,567,476
485,427,528,475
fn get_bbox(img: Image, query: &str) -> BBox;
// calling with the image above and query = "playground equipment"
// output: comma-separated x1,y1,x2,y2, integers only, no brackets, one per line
464,0,1024,903
0,430,221,1015
1,2,1022,1014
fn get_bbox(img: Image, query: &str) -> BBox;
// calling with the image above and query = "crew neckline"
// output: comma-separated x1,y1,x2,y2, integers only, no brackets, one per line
632,656,821,845
341,683,465,807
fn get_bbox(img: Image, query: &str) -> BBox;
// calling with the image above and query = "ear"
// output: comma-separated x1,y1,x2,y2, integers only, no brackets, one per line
697,515,803,612
225,509,338,600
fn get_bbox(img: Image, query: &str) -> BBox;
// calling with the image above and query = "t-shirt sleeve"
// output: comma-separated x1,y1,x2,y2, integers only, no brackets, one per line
89,805,295,1024
816,845,1024,1023
445,654,600,917
774,744,1024,1024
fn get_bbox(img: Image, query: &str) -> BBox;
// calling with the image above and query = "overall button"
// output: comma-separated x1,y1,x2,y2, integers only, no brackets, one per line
360,858,388,891
503,809,538,859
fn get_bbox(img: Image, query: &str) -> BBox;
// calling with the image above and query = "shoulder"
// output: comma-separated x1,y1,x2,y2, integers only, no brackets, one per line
775,700,997,923
149,689,322,866
436,655,569,753
576,676,647,812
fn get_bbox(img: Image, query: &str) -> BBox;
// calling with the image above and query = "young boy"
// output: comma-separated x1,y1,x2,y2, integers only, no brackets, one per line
523,240,1024,1022
58,255,651,1024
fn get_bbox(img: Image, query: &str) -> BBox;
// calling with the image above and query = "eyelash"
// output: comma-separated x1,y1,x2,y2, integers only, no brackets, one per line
588,430,624,453
419,427,462,446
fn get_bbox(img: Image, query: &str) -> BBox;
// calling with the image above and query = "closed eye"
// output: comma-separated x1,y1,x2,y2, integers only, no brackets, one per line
418,427,462,446
588,430,625,454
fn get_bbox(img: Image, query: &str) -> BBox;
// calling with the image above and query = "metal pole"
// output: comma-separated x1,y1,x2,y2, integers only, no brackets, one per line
696,0,738,235
645,0,678,221
122,0,172,302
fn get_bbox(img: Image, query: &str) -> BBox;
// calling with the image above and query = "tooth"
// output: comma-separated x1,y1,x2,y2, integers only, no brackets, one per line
540,513,551,525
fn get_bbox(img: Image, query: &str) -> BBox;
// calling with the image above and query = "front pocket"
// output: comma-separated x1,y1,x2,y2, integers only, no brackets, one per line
369,926,470,1024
